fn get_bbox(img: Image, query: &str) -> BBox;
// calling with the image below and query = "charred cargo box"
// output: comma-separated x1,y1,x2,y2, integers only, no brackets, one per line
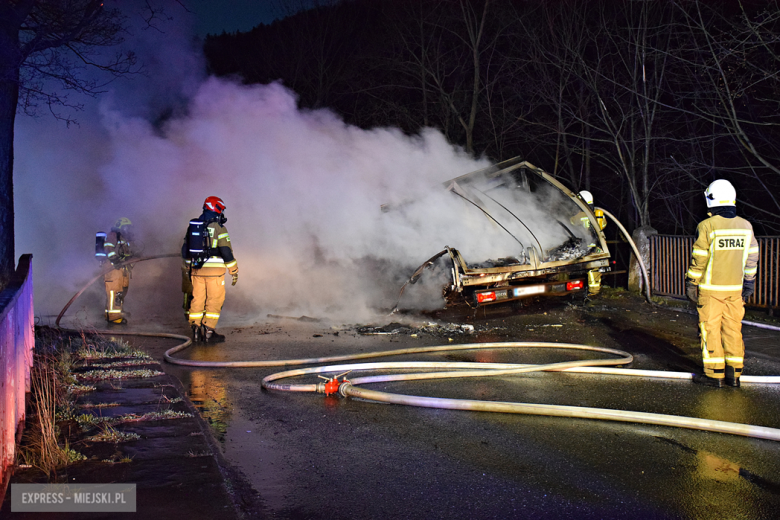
399,157,611,308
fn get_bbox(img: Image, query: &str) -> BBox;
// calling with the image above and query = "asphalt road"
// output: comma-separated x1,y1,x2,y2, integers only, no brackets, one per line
119,292,780,520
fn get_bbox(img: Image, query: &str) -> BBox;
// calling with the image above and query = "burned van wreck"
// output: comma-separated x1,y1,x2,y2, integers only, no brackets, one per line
395,158,611,309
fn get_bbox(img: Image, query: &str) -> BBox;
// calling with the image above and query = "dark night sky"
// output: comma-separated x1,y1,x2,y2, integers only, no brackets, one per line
186,0,313,37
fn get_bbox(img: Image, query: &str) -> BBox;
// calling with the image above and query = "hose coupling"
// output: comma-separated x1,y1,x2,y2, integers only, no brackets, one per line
318,372,351,396
338,382,352,397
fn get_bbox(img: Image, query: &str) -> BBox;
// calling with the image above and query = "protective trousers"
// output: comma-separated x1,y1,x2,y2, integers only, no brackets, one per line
104,267,129,321
188,273,226,329
181,270,194,316
588,270,602,295
697,293,745,379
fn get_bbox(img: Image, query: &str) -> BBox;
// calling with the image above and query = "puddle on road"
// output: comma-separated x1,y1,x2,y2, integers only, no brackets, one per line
174,369,309,513
657,436,780,494
177,365,300,514
179,370,232,442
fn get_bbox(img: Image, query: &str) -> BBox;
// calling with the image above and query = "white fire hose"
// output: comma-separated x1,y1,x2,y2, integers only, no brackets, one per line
150,338,780,442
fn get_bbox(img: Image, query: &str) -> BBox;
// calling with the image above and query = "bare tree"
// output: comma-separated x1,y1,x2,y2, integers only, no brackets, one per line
667,0,780,231
589,1,673,227
511,0,595,189
264,0,361,108
199,0,780,233
378,0,511,154
517,0,675,228
0,0,138,284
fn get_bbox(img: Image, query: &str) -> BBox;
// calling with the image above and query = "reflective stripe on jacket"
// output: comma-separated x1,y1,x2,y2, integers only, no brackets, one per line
686,215,759,296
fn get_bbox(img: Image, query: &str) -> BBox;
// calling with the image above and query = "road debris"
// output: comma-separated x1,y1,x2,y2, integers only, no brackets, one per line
355,321,477,337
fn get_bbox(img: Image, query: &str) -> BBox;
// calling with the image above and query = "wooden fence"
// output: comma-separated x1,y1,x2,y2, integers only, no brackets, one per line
650,236,779,310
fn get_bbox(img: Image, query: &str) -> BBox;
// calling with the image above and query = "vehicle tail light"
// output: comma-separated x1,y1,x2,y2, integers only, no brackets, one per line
567,280,584,291
476,291,496,303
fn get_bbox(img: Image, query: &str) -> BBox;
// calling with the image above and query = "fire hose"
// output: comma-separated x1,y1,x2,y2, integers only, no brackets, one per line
55,253,181,328
164,338,780,441
56,245,780,442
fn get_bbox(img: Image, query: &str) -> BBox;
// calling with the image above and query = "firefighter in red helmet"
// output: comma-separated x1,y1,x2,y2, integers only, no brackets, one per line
182,196,238,343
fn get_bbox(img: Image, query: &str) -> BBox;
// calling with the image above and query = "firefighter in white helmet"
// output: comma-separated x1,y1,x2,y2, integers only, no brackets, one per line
104,217,134,324
570,190,607,296
182,196,238,343
685,179,759,388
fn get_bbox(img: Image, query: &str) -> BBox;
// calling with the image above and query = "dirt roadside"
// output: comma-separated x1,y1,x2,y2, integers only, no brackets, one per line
1,347,265,519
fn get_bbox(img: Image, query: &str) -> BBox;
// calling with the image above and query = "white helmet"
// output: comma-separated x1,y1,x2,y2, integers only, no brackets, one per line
578,190,594,205
704,179,736,208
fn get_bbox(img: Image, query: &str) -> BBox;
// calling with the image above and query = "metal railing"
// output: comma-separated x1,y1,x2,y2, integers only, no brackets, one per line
650,235,779,310
0,255,34,499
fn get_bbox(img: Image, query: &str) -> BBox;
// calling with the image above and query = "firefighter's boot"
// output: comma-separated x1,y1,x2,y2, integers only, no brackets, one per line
203,326,225,344
725,365,741,388
191,324,203,343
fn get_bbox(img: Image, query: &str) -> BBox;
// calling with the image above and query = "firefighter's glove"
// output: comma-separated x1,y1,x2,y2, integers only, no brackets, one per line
232,273,238,286
742,280,755,302
685,280,698,304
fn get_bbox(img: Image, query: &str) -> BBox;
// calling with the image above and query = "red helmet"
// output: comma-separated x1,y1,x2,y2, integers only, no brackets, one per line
203,196,226,214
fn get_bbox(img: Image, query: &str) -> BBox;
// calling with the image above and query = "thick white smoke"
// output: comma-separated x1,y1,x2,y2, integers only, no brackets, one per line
13,3,584,327
17,77,495,324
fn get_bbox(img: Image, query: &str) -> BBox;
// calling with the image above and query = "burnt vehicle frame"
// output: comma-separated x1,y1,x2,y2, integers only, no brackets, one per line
400,157,611,309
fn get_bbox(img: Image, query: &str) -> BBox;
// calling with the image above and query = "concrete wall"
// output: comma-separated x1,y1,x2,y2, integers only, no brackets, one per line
0,255,34,499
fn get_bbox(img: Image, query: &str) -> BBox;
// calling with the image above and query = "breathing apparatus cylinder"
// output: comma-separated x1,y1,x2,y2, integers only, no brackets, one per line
95,232,107,263
187,219,209,268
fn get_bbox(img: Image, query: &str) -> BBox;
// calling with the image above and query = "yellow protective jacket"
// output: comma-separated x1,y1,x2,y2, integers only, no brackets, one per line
570,209,607,230
686,215,759,296
105,230,132,265
183,220,239,277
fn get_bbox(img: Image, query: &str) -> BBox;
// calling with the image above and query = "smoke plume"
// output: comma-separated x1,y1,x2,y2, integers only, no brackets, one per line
14,3,578,326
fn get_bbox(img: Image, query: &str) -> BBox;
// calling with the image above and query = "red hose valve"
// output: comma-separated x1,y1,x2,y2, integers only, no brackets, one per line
324,377,340,396
320,372,349,395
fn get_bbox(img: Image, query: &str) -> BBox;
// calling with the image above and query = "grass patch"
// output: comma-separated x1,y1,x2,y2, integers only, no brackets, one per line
78,402,121,409
186,450,214,458
86,359,157,368
71,335,151,361
17,326,169,478
18,361,85,476
114,410,193,423
67,383,97,395
102,454,133,464
86,424,141,443
76,368,164,382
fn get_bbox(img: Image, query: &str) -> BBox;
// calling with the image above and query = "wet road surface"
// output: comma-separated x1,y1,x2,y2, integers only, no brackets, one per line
97,293,780,519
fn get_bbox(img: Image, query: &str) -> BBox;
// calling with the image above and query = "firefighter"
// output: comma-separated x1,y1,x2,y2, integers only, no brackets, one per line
570,190,607,296
685,179,759,388
183,196,239,343
104,217,134,324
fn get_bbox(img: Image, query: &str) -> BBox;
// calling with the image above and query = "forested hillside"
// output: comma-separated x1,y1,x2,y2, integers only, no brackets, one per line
204,0,780,235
